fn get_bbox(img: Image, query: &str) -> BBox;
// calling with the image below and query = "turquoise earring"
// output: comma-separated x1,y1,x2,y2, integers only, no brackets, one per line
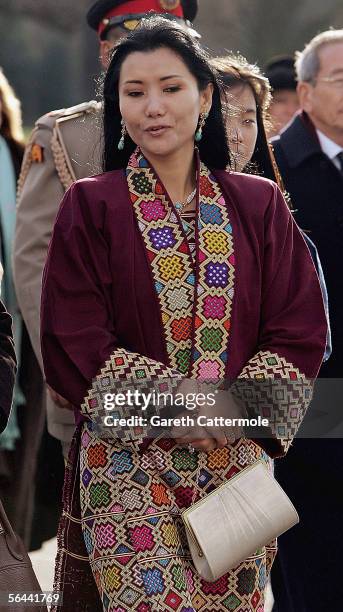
118,119,126,150
195,111,208,142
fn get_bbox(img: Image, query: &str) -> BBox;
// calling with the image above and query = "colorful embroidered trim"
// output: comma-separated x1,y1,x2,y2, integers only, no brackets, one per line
126,150,235,379
81,348,181,443
232,350,312,453
191,164,235,380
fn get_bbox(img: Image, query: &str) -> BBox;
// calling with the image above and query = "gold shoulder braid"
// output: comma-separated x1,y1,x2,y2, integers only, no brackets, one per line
51,125,74,191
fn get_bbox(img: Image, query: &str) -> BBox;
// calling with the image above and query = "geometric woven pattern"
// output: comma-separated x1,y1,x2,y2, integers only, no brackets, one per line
239,351,307,381
126,150,234,379
126,151,196,376
81,348,182,444
190,167,234,381
232,350,313,454
80,423,271,611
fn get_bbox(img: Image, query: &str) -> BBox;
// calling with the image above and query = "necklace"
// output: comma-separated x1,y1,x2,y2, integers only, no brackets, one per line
174,187,196,213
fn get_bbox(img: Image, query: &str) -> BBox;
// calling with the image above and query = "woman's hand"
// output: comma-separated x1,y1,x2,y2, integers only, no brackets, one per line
171,381,246,451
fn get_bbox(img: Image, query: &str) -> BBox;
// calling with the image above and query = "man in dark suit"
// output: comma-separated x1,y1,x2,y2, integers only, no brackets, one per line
271,29,343,611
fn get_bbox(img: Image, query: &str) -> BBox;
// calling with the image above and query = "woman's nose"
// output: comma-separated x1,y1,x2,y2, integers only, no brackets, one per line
145,93,165,116
229,126,243,144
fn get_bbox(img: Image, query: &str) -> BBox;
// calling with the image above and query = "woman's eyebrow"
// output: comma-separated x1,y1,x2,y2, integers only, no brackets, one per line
123,74,183,85
160,74,183,81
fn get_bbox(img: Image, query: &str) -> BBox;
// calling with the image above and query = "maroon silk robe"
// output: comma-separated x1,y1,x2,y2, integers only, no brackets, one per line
40,164,327,612
41,169,326,411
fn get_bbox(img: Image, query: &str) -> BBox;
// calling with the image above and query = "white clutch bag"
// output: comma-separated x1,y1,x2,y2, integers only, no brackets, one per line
181,460,299,582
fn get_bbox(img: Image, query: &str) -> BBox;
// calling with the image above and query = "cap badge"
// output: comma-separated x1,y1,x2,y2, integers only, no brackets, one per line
158,0,181,10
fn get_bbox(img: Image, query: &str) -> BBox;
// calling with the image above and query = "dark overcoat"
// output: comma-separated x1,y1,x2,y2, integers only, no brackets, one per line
271,112,343,611
272,111,343,377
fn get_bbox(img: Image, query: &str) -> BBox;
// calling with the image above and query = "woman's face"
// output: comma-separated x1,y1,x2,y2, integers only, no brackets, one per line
118,47,212,160
225,83,258,172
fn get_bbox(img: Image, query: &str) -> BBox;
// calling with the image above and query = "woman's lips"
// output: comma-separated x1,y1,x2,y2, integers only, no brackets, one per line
145,126,171,136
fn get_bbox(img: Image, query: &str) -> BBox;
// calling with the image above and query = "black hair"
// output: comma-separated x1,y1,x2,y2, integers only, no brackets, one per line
211,56,281,185
264,56,297,92
251,110,280,183
102,16,230,171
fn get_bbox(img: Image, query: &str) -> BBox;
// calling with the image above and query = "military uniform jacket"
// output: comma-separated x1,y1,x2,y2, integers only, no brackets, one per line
13,100,102,442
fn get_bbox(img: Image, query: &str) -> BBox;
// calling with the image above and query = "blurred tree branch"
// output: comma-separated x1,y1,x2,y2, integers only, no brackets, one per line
0,0,88,31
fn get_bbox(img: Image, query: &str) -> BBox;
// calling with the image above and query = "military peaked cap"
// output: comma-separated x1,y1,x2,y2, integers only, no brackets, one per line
87,0,198,38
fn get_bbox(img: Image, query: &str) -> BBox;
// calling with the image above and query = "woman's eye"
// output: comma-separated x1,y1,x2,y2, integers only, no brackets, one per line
164,86,181,93
243,119,256,125
127,91,143,97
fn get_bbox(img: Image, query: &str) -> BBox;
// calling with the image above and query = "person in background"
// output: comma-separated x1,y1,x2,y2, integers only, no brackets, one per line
271,29,343,611
212,55,274,174
0,67,24,451
0,256,16,436
264,56,299,138
211,54,330,355
212,54,332,611
13,0,200,461
0,68,45,548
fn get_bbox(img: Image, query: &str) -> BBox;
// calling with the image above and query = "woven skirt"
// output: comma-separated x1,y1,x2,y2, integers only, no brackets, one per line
80,422,275,611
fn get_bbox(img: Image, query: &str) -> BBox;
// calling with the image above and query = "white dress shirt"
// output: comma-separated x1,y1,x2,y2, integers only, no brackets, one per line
316,129,343,170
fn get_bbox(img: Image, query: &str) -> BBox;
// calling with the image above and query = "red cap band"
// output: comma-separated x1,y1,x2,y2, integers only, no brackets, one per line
98,0,184,36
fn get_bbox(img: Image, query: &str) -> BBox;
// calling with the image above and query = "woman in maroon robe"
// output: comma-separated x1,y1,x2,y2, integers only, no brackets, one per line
41,18,327,612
